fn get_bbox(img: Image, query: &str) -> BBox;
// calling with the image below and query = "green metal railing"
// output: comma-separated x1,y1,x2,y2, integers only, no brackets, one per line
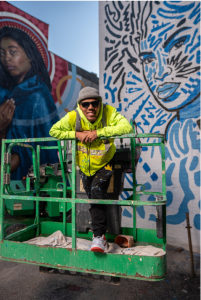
0,122,168,281
0,131,166,250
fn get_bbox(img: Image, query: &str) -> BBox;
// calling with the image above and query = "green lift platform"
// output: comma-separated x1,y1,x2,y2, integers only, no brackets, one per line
0,121,167,284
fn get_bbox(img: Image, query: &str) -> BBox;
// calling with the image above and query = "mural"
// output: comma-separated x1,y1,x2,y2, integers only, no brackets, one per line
0,2,98,179
99,1,200,252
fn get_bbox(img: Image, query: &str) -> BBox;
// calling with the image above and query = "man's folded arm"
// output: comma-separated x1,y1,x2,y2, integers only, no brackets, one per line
96,109,133,137
49,114,76,139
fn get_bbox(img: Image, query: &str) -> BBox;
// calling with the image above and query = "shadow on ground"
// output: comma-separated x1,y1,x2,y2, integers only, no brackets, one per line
0,245,199,300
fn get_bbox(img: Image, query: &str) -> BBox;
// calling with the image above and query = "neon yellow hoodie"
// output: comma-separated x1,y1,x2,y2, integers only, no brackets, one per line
49,103,132,176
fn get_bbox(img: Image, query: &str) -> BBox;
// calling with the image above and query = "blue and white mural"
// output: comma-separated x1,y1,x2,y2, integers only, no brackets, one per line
99,1,200,252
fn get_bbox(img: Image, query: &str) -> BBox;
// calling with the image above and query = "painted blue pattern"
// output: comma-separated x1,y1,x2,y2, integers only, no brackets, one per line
189,156,199,171
102,1,200,234
193,200,200,230
166,191,173,207
166,157,195,224
166,163,175,186
194,171,200,187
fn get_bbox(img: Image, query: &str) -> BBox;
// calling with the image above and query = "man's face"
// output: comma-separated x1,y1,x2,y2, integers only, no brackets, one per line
79,98,101,123
139,24,200,111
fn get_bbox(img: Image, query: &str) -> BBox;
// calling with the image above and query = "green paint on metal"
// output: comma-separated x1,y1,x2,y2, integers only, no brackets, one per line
5,224,38,240
0,240,167,281
5,180,34,216
3,195,166,205
0,130,167,281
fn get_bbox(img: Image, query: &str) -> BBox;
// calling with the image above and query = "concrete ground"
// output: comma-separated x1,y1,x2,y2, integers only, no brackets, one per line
0,245,200,300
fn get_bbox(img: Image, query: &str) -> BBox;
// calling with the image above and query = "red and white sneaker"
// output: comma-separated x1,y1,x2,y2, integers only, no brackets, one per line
90,235,109,253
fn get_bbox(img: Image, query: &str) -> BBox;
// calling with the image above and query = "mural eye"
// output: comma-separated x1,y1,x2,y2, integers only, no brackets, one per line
173,40,184,50
169,37,187,52
144,57,155,64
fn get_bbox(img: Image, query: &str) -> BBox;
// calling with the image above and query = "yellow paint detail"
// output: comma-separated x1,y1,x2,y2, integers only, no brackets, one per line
107,174,114,193
104,164,112,171
115,165,121,169
56,75,85,113
80,179,85,192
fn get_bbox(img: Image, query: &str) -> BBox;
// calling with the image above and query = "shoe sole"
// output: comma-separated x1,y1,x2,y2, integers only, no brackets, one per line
90,247,104,253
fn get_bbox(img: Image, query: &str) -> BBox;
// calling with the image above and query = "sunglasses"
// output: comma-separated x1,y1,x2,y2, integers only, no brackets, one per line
80,100,100,108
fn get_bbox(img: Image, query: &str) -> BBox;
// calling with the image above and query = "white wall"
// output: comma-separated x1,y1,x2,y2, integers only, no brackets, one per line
99,1,200,253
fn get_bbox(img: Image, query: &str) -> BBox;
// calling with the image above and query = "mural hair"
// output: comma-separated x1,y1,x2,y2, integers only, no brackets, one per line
0,26,52,91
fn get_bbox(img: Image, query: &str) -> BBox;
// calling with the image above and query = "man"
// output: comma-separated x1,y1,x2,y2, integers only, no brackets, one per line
49,87,132,253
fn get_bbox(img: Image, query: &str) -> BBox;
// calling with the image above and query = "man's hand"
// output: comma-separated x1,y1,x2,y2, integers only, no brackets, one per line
0,99,15,131
76,130,97,143
76,132,88,143
82,130,97,143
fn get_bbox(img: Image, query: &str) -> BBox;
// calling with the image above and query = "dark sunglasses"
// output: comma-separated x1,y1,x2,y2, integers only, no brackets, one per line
80,100,100,108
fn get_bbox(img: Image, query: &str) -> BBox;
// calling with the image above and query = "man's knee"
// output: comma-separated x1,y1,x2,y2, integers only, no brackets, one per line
91,185,104,199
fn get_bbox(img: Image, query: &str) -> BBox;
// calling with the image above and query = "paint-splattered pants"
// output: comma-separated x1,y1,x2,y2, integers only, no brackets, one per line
81,160,114,237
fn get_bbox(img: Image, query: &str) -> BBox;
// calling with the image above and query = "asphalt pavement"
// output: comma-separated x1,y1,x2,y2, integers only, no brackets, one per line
0,245,200,300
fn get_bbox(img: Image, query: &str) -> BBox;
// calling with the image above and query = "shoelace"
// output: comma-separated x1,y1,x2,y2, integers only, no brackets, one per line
92,236,105,246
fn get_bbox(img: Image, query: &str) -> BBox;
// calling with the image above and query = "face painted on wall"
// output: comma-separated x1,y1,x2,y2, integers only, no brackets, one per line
139,12,200,111
0,37,31,84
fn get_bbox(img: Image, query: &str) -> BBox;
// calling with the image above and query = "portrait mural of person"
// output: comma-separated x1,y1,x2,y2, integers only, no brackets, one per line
137,1,200,134
0,2,98,180
99,1,200,252
0,26,59,179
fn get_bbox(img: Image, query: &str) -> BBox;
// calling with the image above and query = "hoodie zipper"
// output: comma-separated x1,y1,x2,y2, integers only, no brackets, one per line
88,126,93,176
88,142,91,176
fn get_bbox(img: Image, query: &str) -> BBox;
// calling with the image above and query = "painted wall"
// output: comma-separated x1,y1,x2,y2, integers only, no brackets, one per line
99,1,200,252
0,2,98,179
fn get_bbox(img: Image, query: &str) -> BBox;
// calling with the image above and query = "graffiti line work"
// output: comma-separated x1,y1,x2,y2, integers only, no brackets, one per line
100,1,200,251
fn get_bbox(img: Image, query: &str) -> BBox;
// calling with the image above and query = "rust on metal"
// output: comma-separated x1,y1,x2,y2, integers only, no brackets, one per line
1,256,166,280
135,272,167,279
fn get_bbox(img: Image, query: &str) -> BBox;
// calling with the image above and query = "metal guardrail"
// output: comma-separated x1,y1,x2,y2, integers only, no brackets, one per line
0,130,166,250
